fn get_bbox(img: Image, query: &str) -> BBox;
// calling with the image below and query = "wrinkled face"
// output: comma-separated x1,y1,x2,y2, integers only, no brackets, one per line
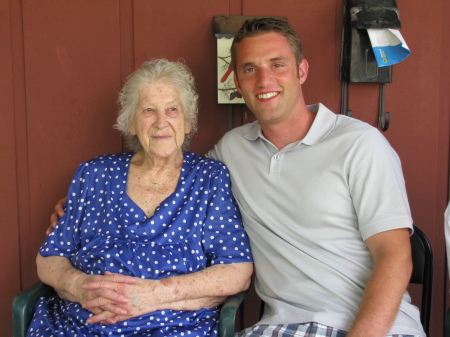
233,32,308,126
130,81,190,159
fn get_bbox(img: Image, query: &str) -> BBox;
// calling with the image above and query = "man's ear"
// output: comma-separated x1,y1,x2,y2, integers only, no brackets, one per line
298,59,309,85
233,72,243,95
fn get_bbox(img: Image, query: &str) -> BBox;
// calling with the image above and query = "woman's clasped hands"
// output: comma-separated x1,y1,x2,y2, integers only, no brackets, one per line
79,271,152,325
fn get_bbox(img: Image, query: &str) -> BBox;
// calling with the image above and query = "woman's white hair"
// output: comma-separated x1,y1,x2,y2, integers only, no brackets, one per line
115,59,199,151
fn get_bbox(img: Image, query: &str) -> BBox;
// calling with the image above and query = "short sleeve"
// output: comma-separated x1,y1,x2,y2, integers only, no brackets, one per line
201,163,252,265
39,162,91,258
347,129,413,240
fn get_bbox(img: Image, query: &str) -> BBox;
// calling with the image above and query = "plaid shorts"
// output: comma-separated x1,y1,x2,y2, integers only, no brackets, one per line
234,323,419,337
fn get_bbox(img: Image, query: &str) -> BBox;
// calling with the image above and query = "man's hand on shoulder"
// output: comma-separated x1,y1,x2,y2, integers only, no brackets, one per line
47,196,68,235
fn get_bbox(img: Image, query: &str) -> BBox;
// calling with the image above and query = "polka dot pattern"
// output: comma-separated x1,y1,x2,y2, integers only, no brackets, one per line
28,152,252,337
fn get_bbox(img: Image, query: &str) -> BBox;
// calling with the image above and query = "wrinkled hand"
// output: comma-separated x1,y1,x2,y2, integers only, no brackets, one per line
70,271,136,325
47,196,67,235
83,272,161,324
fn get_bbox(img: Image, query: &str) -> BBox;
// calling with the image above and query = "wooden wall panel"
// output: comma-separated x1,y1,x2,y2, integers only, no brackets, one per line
1,0,449,335
20,1,124,283
133,0,235,156
0,1,21,335
438,0,450,332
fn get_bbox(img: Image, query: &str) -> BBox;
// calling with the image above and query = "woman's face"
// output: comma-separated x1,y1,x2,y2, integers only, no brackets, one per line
130,80,191,159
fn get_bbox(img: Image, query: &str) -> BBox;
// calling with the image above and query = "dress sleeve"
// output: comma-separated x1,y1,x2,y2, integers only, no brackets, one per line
39,162,91,258
201,163,253,266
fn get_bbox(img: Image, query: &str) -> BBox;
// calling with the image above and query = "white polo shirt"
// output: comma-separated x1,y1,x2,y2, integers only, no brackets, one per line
207,103,424,336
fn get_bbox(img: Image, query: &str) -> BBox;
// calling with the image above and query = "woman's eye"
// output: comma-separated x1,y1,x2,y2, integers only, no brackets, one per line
144,108,154,112
167,107,179,117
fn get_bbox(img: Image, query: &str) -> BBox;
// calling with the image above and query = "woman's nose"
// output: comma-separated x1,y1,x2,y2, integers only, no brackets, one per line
154,111,168,127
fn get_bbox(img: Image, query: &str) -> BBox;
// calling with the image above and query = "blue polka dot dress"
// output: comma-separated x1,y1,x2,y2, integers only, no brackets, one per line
28,152,253,337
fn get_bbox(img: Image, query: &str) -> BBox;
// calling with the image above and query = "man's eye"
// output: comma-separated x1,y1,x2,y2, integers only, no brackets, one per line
244,67,255,73
273,63,283,68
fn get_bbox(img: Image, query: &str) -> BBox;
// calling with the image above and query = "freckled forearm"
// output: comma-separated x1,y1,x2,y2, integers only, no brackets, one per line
140,263,251,312
81,263,253,320
36,254,84,302
161,296,228,311
158,263,253,304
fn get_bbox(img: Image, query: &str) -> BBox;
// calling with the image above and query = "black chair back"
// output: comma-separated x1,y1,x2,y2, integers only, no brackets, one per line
410,224,433,336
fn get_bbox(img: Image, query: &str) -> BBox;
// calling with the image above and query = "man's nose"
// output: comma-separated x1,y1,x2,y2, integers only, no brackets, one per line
256,68,272,86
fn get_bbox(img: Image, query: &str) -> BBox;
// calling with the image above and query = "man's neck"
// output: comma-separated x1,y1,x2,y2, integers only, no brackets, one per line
260,108,316,150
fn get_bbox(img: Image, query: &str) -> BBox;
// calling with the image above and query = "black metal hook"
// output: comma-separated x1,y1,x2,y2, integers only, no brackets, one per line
378,83,390,131
340,82,352,117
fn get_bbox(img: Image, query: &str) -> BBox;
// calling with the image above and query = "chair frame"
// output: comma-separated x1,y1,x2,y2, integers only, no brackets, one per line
409,224,433,336
12,282,55,337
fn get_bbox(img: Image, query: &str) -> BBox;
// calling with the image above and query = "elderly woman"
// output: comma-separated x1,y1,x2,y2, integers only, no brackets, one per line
28,59,253,337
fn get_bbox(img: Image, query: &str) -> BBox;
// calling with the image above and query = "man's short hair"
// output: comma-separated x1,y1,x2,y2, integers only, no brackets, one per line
230,18,304,72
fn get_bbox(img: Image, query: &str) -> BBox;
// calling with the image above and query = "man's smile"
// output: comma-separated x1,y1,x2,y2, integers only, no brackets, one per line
256,92,279,100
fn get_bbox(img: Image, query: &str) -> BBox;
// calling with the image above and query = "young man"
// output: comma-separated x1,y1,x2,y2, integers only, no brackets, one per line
206,18,424,337
50,18,424,337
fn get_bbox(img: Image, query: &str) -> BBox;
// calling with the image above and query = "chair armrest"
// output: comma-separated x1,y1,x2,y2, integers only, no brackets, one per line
219,291,248,337
12,282,55,337
445,307,450,337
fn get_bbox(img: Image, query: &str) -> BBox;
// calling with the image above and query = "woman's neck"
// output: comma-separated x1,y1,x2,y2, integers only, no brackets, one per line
126,150,183,218
132,150,184,172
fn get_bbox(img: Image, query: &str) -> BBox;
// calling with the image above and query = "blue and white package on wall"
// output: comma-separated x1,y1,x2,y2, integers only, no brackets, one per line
367,28,411,67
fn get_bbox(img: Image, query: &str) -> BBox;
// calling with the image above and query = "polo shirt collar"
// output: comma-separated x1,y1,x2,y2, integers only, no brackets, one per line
302,103,337,145
243,121,262,141
242,103,337,146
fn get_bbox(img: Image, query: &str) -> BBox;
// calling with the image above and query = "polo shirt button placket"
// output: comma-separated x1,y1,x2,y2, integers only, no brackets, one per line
269,153,283,175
